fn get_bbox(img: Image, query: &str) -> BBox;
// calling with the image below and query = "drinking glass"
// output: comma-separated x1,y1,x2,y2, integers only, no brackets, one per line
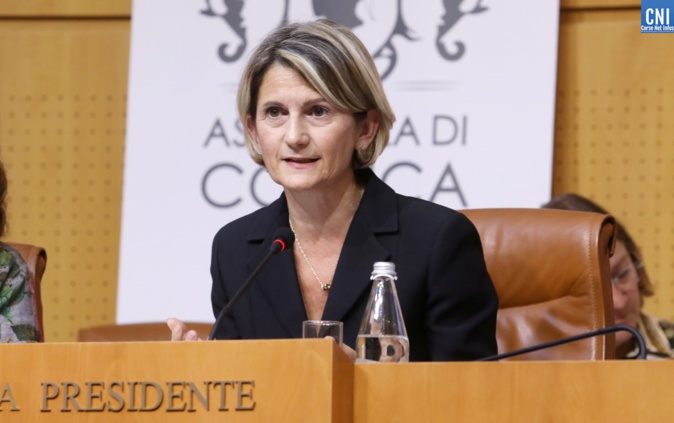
302,320,343,346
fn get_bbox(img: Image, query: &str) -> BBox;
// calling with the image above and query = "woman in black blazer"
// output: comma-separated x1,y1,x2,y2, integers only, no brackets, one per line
169,19,498,361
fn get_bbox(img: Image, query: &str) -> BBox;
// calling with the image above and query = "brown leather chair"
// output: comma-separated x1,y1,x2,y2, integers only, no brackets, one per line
77,322,214,342
461,208,617,360
6,242,47,342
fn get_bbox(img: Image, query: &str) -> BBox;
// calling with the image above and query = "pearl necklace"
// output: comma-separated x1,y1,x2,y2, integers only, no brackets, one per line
288,188,364,292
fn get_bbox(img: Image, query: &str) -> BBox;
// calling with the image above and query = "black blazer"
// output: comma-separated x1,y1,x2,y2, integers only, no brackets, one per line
210,169,498,361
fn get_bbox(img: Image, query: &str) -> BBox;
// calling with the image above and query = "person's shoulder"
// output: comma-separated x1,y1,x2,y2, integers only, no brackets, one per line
365,169,470,230
640,312,674,350
654,316,674,344
0,243,29,282
396,193,468,225
392,194,483,247
212,196,286,243
0,243,27,267
213,207,266,240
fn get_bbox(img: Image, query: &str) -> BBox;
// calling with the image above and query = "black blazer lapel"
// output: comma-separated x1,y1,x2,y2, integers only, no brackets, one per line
321,216,390,322
244,196,306,339
322,169,399,324
249,244,306,339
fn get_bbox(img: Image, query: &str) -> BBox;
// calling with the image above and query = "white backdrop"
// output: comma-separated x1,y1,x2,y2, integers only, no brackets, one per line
118,0,560,323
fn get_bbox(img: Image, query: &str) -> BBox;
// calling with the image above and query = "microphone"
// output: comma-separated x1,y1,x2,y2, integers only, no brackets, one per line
477,324,647,361
208,227,295,340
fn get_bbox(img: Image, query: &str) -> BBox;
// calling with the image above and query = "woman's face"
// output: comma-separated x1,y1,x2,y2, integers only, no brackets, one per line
610,240,642,351
246,64,377,194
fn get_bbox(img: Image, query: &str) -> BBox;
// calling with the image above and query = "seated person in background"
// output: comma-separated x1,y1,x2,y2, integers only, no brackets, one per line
0,160,40,343
169,19,498,361
543,193,674,359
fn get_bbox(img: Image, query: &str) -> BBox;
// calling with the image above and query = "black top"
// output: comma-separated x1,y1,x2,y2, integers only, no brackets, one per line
210,168,498,361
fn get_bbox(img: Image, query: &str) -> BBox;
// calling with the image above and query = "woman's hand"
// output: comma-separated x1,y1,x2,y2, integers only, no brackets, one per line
338,340,356,362
167,317,201,341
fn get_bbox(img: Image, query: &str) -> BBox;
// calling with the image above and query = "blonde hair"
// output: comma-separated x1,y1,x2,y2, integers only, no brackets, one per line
237,19,395,168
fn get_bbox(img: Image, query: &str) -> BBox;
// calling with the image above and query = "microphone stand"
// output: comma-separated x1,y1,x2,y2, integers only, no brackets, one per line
208,229,294,341
477,324,647,361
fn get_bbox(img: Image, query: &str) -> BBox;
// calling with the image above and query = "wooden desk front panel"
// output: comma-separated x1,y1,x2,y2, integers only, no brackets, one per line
0,339,353,423
355,361,673,422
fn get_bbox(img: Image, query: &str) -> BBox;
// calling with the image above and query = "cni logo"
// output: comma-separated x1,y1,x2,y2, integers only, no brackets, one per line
641,0,674,33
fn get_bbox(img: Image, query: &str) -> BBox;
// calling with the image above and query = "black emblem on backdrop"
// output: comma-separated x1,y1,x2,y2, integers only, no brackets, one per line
437,0,488,61
199,0,488,78
312,0,413,80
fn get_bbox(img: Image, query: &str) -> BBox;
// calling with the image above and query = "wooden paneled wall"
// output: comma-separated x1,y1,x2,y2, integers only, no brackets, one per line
0,2,130,341
0,1,672,341
554,5,674,318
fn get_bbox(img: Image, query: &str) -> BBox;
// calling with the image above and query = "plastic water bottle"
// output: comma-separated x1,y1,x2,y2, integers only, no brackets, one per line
356,262,410,363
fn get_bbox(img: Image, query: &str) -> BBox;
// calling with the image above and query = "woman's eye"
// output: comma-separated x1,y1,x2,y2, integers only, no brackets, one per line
311,106,328,117
267,107,281,118
614,268,629,281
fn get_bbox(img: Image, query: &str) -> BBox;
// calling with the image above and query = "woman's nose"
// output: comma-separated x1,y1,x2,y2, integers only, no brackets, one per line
285,115,309,148
612,285,628,310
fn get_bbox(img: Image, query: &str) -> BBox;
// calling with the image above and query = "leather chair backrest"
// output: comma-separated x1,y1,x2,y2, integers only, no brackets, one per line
461,208,617,360
77,322,213,342
6,242,47,342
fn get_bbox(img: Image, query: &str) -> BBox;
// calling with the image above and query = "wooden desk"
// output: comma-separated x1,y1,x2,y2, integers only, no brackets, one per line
354,360,674,422
0,339,352,422
3,341,673,422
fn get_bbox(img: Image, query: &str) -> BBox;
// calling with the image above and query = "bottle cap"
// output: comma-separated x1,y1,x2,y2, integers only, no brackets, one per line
371,261,397,278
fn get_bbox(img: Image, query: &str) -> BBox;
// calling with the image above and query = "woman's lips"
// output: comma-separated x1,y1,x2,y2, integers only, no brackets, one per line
284,157,318,166
614,314,629,325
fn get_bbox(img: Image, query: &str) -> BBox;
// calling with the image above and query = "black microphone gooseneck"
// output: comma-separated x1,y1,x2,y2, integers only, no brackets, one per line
208,227,295,341
477,324,647,361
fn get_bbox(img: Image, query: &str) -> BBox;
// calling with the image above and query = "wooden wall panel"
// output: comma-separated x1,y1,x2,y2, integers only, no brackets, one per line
0,0,130,17
553,8,674,319
561,0,640,9
0,19,129,341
